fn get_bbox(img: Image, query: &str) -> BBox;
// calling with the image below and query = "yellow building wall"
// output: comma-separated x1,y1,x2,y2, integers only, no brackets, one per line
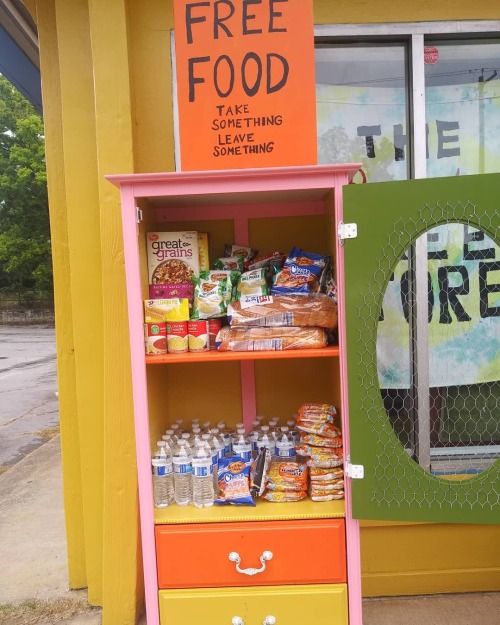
27,0,500,623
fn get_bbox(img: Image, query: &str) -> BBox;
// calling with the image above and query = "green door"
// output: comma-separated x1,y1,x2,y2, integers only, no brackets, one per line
344,173,500,524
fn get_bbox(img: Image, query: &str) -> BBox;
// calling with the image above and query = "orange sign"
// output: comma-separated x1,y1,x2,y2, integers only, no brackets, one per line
173,0,317,171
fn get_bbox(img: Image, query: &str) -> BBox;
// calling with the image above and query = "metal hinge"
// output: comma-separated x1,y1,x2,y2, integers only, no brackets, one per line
338,221,357,244
136,208,143,223
345,456,364,479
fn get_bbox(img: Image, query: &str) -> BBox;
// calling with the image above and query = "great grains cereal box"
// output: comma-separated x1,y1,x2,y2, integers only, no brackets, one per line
147,231,200,286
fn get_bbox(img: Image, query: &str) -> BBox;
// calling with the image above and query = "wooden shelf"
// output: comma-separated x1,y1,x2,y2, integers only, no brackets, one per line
146,345,340,365
154,498,345,525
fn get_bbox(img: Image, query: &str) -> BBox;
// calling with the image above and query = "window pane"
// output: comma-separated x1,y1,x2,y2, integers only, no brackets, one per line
315,44,409,182
425,40,500,177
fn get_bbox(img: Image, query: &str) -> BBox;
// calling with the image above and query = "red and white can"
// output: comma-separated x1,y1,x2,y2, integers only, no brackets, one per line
188,320,209,352
144,323,167,355
208,319,222,350
166,321,188,354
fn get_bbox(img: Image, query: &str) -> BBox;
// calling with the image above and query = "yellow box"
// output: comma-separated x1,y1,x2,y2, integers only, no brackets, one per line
144,298,190,323
198,232,210,272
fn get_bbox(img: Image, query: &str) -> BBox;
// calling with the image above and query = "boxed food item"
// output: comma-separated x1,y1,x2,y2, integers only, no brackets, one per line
147,231,200,285
143,298,190,323
148,282,194,301
198,233,210,272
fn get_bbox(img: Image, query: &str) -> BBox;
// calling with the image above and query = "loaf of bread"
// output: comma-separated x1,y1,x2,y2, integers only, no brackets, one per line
215,326,327,352
227,294,337,329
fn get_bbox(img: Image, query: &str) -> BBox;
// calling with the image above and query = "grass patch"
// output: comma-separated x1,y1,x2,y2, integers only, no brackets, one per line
0,598,96,624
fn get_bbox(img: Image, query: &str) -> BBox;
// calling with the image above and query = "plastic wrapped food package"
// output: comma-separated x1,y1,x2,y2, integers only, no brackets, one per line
216,326,328,352
227,293,337,329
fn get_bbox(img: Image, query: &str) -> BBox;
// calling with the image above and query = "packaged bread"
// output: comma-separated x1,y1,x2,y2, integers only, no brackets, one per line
227,293,338,329
215,326,327,352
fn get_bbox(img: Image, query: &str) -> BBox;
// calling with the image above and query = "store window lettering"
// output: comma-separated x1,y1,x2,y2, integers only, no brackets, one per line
380,225,500,326
357,120,461,160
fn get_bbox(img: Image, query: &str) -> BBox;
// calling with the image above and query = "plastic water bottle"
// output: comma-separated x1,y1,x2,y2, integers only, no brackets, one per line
192,443,214,508
173,439,192,506
217,421,232,456
152,441,174,508
232,433,252,465
209,429,224,493
257,432,274,456
275,431,296,461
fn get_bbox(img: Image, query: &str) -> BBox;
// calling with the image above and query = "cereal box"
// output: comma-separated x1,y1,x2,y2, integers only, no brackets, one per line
197,232,210,272
146,231,200,285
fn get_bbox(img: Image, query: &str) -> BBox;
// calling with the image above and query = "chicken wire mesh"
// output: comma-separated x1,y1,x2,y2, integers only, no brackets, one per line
360,200,500,511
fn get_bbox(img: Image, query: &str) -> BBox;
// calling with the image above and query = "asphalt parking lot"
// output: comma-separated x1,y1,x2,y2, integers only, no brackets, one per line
0,324,58,469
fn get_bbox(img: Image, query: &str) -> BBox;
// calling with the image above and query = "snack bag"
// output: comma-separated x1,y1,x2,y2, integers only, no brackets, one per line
215,456,255,506
262,490,307,502
309,491,344,501
250,447,271,497
296,423,342,438
296,445,343,468
271,247,329,295
244,251,285,272
191,276,229,319
309,467,344,481
309,479,345,491
299,403,336,417
299,434,343,448
236,269,269,299
266,461,308,492
213,256,245,272
200,270,239,303
224,244,258,263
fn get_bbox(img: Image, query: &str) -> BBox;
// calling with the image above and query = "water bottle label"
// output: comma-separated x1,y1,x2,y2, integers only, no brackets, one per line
153,465,173,476
193,465,212,477
234,448,251,463
277,447,295,458
174,463,192,474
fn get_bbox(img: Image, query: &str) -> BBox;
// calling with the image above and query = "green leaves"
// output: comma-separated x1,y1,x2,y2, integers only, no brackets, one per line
0,75,52,298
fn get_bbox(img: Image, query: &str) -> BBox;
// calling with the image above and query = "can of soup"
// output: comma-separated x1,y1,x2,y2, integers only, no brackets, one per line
208,319,222,350
144,323,168,355
188,320,209,352
166,321,188,354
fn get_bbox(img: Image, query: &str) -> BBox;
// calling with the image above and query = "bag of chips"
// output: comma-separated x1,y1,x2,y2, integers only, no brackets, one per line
266,461,308,492
299,434,343,448
236,269,269,299
224,244,258,263
262,490,307,502
200,270,239,303
215,456,255,506
213,256,245,272
309,467,344,481
271,247,329,295
296,423,342,438
191,276,229,319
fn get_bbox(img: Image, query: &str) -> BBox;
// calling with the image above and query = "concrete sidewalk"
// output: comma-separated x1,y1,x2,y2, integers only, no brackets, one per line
0,436,498,624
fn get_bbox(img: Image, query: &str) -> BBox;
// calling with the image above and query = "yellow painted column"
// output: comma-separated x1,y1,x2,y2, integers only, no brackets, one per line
87,0,143,622
43,0,105,605
34,0,87,590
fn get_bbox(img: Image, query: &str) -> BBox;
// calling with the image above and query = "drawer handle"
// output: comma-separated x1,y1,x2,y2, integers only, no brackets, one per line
232,618,244,625
228,550,273,576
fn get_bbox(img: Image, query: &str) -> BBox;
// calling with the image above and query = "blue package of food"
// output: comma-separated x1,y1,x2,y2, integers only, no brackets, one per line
271,247,329,295
214,455,256,506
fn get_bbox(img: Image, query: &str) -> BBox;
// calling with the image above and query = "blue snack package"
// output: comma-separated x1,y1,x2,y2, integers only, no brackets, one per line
271,247,329,295
214,455,256,506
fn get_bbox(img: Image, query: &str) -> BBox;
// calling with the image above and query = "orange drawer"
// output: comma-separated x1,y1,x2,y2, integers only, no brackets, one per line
155,518,346,589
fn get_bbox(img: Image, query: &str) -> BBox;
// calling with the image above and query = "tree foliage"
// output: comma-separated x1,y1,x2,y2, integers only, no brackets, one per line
0,75,52,299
